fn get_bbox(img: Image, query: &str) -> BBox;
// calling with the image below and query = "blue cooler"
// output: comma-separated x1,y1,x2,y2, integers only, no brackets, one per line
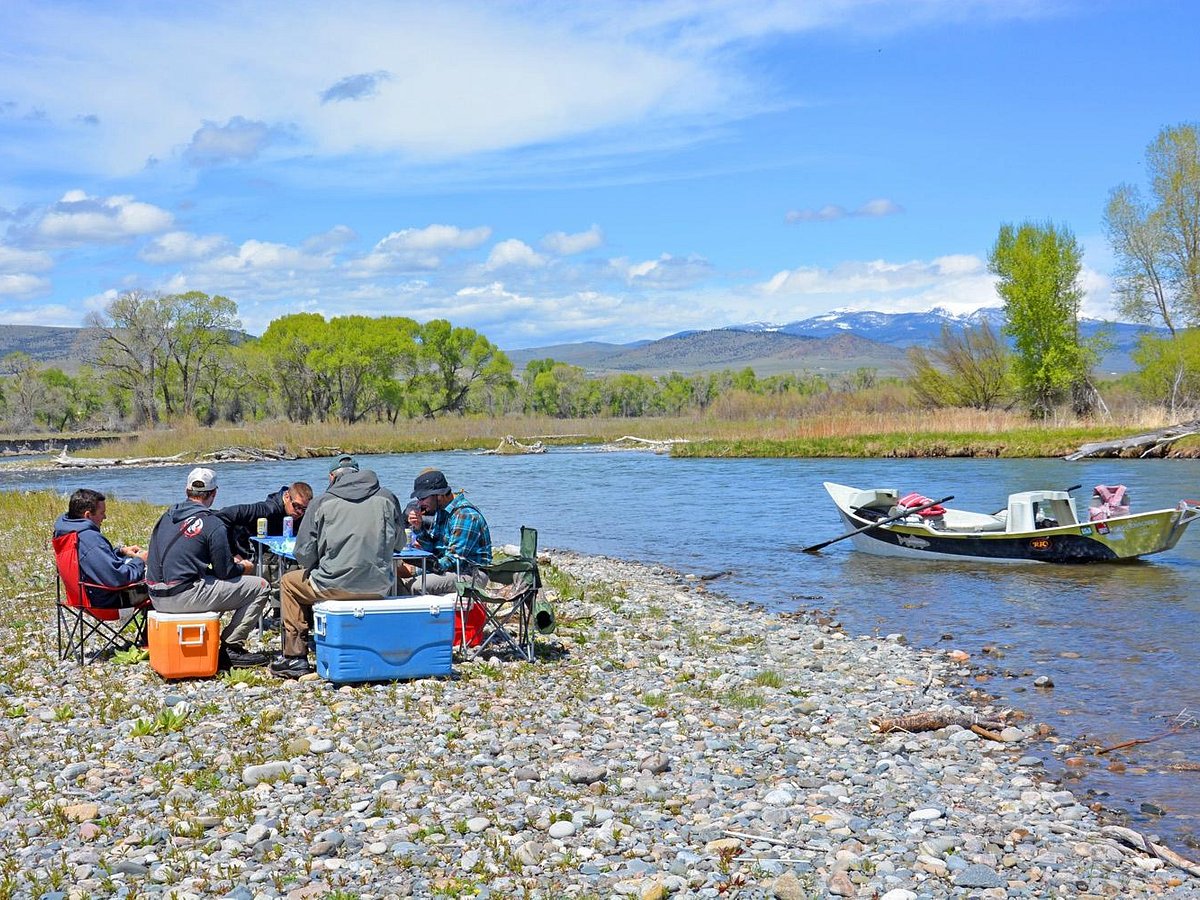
313,595,455,683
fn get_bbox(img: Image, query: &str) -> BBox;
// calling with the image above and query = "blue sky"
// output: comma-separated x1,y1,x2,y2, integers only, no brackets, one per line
1,0,1197,349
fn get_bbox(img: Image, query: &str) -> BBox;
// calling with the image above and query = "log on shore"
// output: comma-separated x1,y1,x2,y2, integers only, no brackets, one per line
1065,421,1200,461
596,435,691,453
200,446,294,462
53,450,186,468
870,709,1007,734
480,435,546,455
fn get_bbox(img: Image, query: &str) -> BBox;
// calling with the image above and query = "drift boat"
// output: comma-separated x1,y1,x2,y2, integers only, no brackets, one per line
822,481,1200,563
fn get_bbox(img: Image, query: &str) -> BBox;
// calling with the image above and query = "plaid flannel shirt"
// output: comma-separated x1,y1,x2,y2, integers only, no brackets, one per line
418,493,492,574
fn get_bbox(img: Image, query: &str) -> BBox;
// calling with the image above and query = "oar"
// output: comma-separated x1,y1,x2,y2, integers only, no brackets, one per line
803,495,953,554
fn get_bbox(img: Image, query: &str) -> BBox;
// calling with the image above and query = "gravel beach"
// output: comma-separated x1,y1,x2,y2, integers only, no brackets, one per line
2,549,1197,899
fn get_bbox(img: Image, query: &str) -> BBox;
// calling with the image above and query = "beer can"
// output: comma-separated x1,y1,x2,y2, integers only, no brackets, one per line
256,517,268,538
282,516,294,538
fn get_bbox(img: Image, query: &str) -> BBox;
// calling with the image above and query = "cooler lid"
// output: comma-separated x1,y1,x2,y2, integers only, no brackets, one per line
148,610,221,622
313,594,457,615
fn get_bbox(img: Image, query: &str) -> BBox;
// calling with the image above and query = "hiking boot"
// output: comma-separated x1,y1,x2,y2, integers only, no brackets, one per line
269,654,315,679
220,643,271,669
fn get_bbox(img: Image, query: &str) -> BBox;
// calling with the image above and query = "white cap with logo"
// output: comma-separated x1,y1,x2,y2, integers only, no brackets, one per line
186,467,218,492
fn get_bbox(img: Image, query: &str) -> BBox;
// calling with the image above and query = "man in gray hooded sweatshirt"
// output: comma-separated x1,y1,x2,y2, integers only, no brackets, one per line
270,455,404,679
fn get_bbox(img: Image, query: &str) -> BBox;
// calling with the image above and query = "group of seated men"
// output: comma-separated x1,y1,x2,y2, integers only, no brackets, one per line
52,455,492,679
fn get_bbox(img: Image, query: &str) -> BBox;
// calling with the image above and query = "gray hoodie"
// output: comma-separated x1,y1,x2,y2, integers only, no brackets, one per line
294,469,403,594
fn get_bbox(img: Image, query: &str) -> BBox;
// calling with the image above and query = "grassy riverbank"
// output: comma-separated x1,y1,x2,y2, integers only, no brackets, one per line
5,408,1190,463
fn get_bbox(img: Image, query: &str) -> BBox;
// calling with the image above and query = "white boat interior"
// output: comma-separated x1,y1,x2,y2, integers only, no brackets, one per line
841,486,1081,535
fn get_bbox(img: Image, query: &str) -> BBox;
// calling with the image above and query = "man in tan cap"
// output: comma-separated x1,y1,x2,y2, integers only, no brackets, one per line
146,467,271,668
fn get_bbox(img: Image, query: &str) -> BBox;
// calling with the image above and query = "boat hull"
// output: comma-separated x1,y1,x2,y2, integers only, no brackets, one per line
825,482,1199,564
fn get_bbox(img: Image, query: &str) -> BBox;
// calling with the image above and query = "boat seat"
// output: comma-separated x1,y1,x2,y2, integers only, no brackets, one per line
939,510,1007,533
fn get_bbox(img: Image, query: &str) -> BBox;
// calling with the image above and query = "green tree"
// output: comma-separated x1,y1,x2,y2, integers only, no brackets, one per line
989,221,1094,417
1104,123,1200,333
85,290,168,426
411,320,514,418
907,322,1012,409
1131,329,1200,415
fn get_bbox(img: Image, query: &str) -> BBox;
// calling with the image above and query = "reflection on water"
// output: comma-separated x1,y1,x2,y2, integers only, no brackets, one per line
4,451,1200,843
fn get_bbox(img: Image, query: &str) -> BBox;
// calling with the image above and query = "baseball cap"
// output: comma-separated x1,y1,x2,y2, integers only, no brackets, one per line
411,469,451,499
186,467,217,492
330,454,359,474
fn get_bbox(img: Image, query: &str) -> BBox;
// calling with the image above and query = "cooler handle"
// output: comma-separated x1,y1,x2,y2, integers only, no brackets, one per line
178,623,207,646
429,603,441,616
314,612,326,637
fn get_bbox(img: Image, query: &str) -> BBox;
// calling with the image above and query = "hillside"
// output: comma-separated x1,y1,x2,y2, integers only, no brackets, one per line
506,329,907,376
0,325,99,365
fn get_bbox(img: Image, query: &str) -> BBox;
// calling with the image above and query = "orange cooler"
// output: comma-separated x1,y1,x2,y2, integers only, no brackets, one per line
148,611,221,679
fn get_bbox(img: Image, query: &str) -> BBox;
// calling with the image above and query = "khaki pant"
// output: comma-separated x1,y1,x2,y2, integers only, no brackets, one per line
152,574,270,645
279,569,383,656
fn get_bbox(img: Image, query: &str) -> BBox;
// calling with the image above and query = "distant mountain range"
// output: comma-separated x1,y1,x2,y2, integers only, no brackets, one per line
1,309,1167,378
508,307,1166,376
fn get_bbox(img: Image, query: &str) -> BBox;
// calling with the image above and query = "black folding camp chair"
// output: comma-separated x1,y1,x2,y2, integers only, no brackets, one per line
455,526,545,662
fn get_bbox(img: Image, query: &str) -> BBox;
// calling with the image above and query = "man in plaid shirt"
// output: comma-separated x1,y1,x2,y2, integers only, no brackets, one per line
398,469,492,595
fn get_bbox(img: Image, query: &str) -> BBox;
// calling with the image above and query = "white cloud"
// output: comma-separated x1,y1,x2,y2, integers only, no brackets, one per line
485,239,545,270
0,245,52,272
541,225,603,255
183,116,276,166
352,224,492,272
0,301,77,325
612,253,713,288
0,273,50,296
786,197,904,223
757,254,999,317
140,231,229,264
204,239,329,273
303,225,357,253
36,191,173,245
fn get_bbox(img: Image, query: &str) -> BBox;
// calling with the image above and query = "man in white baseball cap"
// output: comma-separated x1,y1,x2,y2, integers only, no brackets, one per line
145,467,272,668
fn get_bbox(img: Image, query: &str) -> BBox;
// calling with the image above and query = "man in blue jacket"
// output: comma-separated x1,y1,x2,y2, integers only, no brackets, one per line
53,488,148,608
146,467,271,668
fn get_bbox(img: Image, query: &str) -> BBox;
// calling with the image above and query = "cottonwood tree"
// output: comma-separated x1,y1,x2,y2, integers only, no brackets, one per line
410,319,514,419
1104,122,1200,333
86,290,242,424
989,221,1096,417
907,322,1012,409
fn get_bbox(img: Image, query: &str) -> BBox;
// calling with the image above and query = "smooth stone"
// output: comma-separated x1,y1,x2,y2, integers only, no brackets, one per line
242,762,291,786
771,871,806,900
954,863,1005,888
62,803,99,822
568,764,608,785
467,817,490,833
309,738,335,754
548,820,576,839
907,808,943,822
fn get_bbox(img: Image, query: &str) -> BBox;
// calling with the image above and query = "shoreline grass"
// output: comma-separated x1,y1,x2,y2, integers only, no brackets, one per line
2,407,1195,463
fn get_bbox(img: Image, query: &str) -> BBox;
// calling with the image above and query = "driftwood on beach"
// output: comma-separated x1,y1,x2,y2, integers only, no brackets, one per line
870,709,1007,735
1065,420,1200,460
480,435,546,455
596,435,691,453
200,446,295,462
52,450,186,468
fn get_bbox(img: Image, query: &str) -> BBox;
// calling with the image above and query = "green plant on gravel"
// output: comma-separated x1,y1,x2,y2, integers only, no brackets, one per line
431,877,481,897
325,891,359,900
53,703,74,722
753,670,784,688
129,717,157,738
3,705,25,719
719,688,765,710
112,646,149,665
642,692,666,708
220,667,268,686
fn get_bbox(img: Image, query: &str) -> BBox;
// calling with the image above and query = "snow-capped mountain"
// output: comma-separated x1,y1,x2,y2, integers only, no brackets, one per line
727,307,1160,358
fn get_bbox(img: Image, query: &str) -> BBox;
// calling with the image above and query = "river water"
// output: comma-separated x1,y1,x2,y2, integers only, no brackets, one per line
5,450,1200,846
